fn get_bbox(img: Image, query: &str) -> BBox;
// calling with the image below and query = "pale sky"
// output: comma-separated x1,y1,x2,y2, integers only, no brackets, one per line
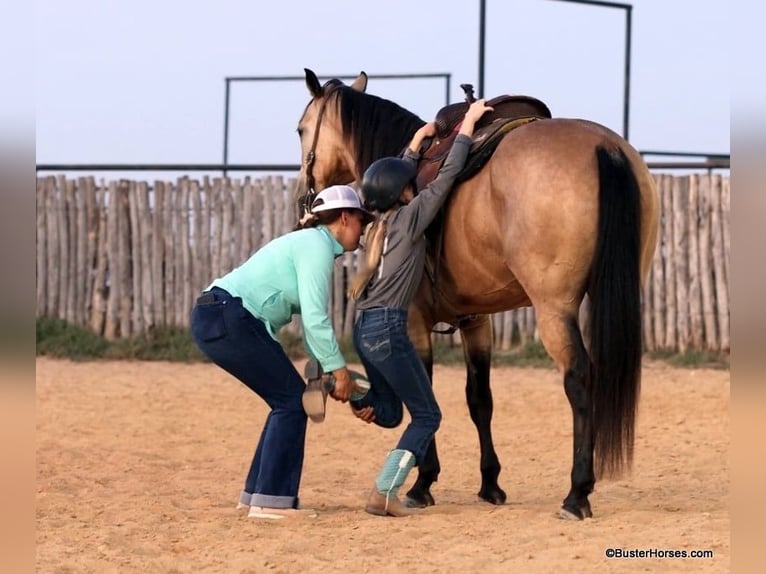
34,0,731,172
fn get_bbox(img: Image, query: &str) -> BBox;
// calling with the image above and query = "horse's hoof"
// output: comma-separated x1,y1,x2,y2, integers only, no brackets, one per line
557,503,593,520
405,488,435,508
557,507,583,521
478,486,507,505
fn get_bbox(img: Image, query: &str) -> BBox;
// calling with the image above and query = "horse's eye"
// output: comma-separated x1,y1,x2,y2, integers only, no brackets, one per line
297,127,304,137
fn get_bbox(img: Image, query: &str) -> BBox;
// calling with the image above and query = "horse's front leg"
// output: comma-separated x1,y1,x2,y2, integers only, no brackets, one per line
460,314,506,504
404,304,438,508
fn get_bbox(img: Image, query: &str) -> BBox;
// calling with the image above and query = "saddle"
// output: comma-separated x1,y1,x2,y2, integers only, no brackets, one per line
412,85,552,190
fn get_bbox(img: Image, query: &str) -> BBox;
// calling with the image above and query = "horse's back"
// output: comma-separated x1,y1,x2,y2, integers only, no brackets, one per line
440,118,658,315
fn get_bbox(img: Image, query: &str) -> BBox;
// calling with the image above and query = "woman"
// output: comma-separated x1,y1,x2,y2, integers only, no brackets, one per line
347,99,493,517
190,184,373,519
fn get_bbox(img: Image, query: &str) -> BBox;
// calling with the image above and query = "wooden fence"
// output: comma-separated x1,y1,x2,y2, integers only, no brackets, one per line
35,173,730,353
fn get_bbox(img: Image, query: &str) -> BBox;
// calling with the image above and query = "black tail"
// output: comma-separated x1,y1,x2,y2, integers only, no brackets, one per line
588,146,642,478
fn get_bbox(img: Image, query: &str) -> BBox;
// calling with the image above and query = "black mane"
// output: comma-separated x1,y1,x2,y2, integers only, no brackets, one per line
334,86,425,175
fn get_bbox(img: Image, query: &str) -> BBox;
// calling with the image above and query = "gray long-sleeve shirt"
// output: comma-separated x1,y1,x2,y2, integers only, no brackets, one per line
356,134,472,311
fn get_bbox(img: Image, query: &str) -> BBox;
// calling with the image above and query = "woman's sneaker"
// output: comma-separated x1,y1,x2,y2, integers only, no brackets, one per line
247,506,318,519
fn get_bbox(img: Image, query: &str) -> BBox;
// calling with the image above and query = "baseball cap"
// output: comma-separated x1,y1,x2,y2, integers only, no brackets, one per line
311,185,374,225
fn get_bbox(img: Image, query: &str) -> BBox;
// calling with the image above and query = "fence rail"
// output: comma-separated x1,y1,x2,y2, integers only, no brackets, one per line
36,173,730,353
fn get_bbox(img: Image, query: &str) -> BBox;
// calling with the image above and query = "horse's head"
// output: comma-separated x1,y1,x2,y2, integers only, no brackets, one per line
295,68,368,219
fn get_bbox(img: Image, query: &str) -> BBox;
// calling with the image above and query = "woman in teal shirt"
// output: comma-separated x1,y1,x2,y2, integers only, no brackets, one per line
190,185,372,519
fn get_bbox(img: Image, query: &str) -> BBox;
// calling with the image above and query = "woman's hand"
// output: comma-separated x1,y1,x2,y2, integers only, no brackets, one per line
459,99,493,137
351,404,376,424
329,367,354,402
407,121,437,154
416,121,437,139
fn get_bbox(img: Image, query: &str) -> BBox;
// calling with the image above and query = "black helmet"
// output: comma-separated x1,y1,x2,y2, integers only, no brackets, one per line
361,157,416,212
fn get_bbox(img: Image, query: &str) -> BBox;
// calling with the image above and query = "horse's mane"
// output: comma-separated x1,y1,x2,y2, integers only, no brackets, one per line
333,84,425,175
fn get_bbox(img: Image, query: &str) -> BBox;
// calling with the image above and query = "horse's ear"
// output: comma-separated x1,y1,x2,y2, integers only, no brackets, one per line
304,68,322,98
350,71,368,93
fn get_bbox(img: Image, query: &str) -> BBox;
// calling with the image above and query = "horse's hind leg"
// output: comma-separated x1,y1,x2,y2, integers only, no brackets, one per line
460,315,506,504
536,311,595,520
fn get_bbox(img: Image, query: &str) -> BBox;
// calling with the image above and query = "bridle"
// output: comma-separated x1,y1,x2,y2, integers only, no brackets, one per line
301,82,342,216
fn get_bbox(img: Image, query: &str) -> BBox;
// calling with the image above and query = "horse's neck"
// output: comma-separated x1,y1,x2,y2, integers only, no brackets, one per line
350,95,422,176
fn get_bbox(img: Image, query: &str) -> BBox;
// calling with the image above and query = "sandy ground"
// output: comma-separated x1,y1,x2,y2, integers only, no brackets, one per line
36,357,729,573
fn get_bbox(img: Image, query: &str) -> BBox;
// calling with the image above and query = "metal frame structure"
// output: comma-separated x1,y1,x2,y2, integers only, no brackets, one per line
479,0,632,139
221,73,451,175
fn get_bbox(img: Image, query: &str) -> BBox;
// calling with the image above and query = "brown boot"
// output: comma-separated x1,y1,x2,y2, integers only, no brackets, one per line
365,488,418,517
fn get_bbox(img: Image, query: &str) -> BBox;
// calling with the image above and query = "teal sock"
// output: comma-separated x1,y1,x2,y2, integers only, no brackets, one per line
375,449,416,496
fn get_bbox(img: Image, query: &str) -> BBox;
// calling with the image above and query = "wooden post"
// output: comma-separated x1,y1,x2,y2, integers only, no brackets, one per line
253,179,265,250
661,175,676,349
104,181,120,339
55,176,69,322
46,177,60,319
698,175,718,350
672,176,689,352
232,178,247,266
276,177,285,237
83,177,99,328
162,181,176,329
219,181,234,275
64,179,78,324
74,178,88,325
262,177,274,245
240,179,255,264
210,178,222,280
710,175,729,351
90,183,108,336
118,182,132,337
650,174,665,349
128,181,145,335
501,311,513,350
189,179,204,294
151,182,166,328
200,177,212,290
136,181,155,334
687,175,703,350
522,309,531,348
178,178,192,328
36,178,48,317
641,264,654,352
279,177,293,235
721,177,731,295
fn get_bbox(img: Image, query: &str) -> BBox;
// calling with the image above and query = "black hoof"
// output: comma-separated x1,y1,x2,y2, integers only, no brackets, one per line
559,501,592,520
405,487,435,508
478,485,507,505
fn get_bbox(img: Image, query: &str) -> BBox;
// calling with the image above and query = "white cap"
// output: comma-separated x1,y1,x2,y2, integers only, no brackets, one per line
311,185,373,223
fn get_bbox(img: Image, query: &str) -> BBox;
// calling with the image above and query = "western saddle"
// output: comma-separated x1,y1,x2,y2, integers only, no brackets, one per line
411,84,552,190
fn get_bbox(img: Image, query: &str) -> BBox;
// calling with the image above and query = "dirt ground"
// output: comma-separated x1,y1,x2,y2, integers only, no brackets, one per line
36,357,729,573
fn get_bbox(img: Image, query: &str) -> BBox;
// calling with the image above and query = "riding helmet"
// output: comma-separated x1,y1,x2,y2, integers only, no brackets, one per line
361,157,416,212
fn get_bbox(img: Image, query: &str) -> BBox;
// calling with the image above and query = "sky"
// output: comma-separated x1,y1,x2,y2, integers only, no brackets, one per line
33,0,732,174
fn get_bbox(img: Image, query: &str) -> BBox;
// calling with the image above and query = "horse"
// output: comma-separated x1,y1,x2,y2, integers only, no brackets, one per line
294,68,659,520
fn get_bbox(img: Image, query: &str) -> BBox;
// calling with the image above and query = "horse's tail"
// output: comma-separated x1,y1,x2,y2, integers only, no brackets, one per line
588,145,642,479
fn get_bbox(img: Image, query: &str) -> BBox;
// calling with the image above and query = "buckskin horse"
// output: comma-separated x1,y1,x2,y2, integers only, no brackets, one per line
294,68,659,520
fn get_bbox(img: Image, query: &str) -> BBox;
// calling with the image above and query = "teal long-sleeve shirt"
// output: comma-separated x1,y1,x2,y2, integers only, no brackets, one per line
209,225,347,372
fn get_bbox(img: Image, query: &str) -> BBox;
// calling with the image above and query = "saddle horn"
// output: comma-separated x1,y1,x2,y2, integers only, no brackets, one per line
460,83,477,103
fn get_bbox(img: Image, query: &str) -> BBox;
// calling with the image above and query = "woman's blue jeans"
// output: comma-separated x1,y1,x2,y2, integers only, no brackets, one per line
352,308,441,465
190,287,307,509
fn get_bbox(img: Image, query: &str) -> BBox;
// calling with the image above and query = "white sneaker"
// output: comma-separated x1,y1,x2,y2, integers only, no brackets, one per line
247,506,318,519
